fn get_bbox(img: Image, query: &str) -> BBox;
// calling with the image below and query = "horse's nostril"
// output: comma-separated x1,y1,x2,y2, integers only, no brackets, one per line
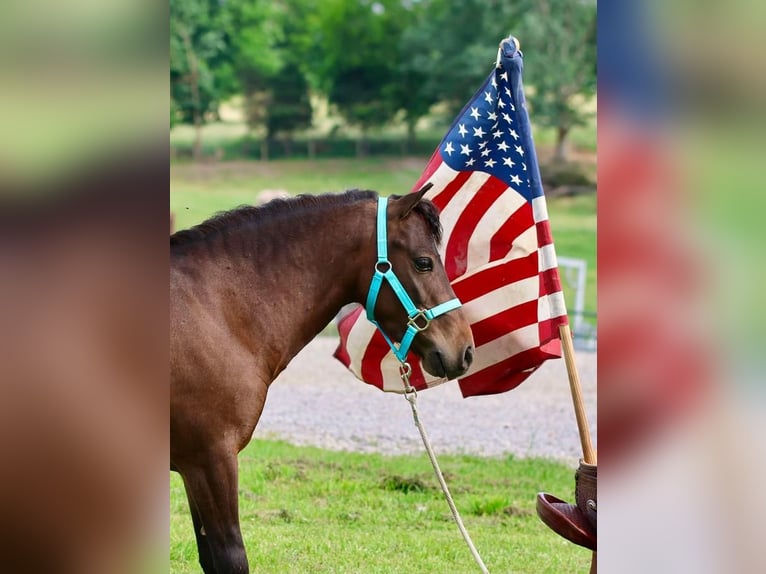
463,345,474,369
427,349,447,377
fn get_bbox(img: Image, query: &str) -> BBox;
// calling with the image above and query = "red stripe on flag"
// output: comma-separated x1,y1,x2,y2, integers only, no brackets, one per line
360,331,389,390
430,169,473,212
538,315,567,347
539,267,563,299
444,176,508,279
457,347,549,397
489,202,533,262
536,219,553,247
457,330,563,398
470,299,538,347
452,252,538,303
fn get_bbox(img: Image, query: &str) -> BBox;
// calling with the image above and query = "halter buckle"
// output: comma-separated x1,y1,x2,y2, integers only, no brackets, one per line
407,309,431,332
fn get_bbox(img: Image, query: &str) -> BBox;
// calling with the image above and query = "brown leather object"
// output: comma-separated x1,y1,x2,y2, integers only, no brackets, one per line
536,492,597,550
575,462,597,531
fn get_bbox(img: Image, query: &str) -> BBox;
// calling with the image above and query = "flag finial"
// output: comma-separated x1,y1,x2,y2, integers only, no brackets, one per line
497,34,521,67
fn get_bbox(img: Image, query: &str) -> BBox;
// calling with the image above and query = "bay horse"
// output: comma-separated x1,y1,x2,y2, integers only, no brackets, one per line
170,186,474,573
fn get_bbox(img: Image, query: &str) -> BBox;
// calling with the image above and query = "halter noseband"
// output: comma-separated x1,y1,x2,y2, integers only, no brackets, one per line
365,196,462,362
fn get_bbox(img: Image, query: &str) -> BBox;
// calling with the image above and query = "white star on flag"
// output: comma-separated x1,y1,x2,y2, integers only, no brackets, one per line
444,141,455,156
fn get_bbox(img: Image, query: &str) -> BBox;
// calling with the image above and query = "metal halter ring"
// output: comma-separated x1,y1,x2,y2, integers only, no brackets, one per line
407,310,431,332
374,261,392,274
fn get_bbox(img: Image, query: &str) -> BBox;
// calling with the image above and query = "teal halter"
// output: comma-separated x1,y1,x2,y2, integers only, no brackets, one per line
365,196,462,363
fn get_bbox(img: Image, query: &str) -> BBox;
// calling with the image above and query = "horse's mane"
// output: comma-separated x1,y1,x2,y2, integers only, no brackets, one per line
170,189,442,248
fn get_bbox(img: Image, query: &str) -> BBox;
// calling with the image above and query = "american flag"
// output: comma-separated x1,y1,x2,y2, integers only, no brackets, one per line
334,36,568,397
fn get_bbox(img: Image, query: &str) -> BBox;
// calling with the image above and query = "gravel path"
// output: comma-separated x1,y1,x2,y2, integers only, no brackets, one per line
254,336,596,465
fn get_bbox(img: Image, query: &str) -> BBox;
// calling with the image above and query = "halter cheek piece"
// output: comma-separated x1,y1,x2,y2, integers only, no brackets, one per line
365,196,462,362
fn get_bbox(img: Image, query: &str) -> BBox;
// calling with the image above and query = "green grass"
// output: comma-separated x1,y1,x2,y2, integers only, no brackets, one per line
170,158,596,318
170,440,590,573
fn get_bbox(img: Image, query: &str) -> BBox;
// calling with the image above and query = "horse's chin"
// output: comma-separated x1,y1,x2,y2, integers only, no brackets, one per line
421,349,471,381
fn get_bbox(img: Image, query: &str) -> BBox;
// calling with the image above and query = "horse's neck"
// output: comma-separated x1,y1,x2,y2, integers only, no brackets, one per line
219,201,374,378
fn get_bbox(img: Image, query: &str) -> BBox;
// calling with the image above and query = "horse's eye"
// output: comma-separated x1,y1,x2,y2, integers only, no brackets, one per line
414,257,433,273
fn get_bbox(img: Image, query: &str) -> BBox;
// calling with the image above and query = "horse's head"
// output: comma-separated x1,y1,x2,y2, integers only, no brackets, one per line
367,187,474,380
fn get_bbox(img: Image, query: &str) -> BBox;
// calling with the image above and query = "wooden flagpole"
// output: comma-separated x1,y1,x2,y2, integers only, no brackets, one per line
559,324,596,464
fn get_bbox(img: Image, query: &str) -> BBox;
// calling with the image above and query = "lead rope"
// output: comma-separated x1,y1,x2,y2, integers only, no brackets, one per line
398,363,490,574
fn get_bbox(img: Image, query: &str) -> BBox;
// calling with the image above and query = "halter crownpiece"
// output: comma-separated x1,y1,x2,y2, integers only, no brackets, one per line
365,195,462,362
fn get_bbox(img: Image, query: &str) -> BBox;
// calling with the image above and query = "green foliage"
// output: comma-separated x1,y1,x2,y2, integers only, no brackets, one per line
170,440,590,573
517,0,597,161
264,63,313,140
170,0,598,161
170,0,232,127
401,0,525,118
310,0,411,146
228,0,314,142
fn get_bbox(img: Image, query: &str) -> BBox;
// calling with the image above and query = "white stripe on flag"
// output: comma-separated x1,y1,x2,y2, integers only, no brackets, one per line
467,324,540,374
345,313,377,376
466,186,527,271
539,243,558,272
531,196,550,223
507,225,538,261
462,276,539,323
538,291,568,322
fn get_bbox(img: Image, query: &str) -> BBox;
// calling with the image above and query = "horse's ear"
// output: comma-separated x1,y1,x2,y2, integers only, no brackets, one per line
395,183,433,220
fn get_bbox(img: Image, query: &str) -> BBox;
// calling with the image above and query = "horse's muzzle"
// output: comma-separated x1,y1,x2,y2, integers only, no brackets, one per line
424,343,474,380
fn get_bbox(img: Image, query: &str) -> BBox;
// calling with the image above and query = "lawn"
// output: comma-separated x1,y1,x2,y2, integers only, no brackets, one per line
170,157,597,317
170,440,591,573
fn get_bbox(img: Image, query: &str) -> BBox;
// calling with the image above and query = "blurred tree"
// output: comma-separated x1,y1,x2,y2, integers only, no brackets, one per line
311,0,409,156
227,0,313,157
517,0,597,162
397,0,524,124
170,0,233,160
264,63,313,155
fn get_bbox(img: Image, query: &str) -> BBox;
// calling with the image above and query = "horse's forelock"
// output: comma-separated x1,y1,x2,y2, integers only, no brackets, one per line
411,198,443,245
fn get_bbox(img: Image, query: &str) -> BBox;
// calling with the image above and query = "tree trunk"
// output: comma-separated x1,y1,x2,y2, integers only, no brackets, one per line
356,129,368,158
260,140,269,161
554,125,570,163
180,26,204,162
405,119,417,156
192,120,203,162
